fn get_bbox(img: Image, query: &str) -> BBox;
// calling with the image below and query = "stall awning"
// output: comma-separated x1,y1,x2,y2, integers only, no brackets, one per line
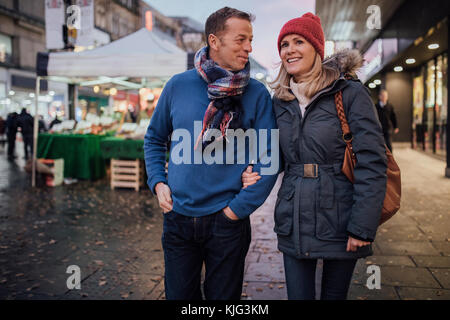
37,28,188,79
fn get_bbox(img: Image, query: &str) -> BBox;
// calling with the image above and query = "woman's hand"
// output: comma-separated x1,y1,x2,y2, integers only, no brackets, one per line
346,236,371,252
242,165,261,189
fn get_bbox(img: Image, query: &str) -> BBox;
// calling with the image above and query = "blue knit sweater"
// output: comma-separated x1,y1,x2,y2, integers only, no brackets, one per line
144,68,279,218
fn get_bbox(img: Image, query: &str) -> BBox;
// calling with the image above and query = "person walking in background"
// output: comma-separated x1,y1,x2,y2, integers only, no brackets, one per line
6,112,18,160
17,108,34,160
242,12,387,300
0,116,6,149
49,116,62,130
38,115,47,133
375,89,399,152
144,7,278,300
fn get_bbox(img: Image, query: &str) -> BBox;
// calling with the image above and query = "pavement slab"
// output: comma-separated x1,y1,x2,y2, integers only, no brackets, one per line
375,240,440,256
411,256,450,268
242,281,287,300
429,268,450,289
430,241,450,256
347,284,399,300
396,287,450,300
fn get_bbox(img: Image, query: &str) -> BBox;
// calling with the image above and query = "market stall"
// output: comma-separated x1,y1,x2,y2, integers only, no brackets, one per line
38,133,107,180
100,137,144,160
33,28,188,186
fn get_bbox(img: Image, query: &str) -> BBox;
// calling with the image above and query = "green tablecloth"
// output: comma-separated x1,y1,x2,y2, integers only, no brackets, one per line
99,137,144,160
37,133,106,180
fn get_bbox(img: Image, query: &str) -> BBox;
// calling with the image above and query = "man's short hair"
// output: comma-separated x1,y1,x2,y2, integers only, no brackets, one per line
205,7,254,47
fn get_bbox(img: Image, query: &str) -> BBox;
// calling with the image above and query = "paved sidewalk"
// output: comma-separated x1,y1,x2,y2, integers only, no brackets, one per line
242,146,450,300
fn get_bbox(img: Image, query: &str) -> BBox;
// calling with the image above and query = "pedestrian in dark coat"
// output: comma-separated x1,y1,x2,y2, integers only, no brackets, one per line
6,112,18,160
242,13,387,300
17,108,34,159
375,89,399,152
0,116,6,148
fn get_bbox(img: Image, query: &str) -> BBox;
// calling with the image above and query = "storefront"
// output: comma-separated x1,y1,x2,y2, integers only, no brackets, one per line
361,2,449,176
412,53,448,157
77,94,109,122
365,18,448,161
0,70,68,125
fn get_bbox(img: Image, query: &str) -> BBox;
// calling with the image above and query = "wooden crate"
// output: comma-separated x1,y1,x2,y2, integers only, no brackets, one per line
110,159,144,191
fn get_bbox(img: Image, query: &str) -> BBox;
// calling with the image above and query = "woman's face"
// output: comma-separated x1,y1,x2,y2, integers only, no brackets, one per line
280,34,317,78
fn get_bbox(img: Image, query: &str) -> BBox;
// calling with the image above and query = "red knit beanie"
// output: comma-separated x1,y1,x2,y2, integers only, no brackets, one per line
277,12,325,60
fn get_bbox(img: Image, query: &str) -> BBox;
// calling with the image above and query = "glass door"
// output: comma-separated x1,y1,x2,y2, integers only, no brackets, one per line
412,72,424,149
425,60,436,153
436,54,447,158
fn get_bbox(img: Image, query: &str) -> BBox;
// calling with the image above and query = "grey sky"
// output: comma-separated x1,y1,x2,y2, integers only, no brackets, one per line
144,0,316,76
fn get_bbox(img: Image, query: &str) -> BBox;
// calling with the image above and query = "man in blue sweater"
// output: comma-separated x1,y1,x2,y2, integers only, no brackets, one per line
144,7,278,300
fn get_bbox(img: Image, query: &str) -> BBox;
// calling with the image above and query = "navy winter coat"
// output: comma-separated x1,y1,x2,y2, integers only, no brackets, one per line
273,50,387,260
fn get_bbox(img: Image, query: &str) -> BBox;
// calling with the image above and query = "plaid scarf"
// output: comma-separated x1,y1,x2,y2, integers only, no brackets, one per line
194,46,250,150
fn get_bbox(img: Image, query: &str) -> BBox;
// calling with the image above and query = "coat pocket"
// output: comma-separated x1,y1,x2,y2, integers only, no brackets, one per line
273,187,295,236
315,198,352,242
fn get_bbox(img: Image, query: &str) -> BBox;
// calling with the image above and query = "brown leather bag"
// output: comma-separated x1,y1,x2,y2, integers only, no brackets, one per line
334,91,401,225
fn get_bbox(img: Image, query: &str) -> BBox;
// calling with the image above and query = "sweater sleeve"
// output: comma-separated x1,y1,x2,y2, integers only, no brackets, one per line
144,79,174,195
227,89,281,219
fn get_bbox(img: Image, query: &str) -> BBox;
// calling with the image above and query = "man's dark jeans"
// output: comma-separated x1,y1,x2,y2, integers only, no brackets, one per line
283,254,357,300
162,209,251,300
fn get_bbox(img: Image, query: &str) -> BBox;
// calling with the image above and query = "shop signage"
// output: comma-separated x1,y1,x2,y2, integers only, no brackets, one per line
45,0,65,50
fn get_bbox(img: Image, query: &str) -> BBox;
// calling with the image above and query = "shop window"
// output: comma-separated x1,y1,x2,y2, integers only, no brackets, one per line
0,82,5,98
112,14,120,36
436,54,447,157
424,60,436,153
382,38,398,64
96,3,106,29
0,33,13,64
412,70,424,149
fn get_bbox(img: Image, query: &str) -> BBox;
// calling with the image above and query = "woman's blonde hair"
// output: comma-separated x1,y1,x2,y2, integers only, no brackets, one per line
270,52,340,101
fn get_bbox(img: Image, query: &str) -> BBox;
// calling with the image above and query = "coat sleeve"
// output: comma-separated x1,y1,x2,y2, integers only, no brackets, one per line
144,79,174,195
390,105,398,129
345,82,387,241
227,89,281,219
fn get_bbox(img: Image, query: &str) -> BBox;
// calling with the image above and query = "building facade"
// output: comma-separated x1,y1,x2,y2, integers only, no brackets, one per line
0,0,145,120
0,0,56,119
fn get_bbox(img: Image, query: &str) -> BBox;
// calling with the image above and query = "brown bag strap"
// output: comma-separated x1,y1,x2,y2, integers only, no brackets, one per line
334,91,356,160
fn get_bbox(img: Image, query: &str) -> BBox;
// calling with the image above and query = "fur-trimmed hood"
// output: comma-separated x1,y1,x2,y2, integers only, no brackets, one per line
323,49,364,77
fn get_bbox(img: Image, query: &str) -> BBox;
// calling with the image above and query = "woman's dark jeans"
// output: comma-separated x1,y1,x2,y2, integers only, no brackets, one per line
162,209,251,300
283,254,357,300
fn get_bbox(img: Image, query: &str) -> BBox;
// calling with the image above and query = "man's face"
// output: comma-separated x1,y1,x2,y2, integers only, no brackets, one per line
380,91,388,103
209,17,253,71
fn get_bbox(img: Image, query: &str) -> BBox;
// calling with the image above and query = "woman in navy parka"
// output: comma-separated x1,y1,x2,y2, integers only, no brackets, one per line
242,13,387,300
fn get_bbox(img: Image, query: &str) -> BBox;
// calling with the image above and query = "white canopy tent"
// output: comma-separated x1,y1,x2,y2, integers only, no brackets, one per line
39,28,187,78
32,28,188,186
